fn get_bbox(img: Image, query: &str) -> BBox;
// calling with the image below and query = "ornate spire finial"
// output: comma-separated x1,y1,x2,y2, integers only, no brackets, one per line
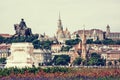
59,11,61,20
57,12,63,30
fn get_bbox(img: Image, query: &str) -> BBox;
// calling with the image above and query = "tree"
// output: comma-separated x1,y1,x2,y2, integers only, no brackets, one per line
114,60,117,66
87,53,106,66
116,40,120,45
102,39,116,45
0,58,6,64
88,57,97,65
40,40,53,50
91,53,101,58
55,57,68,65
32,39,41,49
53,55,70,65
93,40,102,44
96,58,106,66
86,39,93,44
108,61,112,66
0,36,5,43
65,39,81,45
76,34,80,38
73,57,82,65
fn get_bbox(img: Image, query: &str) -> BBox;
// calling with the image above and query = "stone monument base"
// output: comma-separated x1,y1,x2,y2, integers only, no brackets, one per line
5,43,38,68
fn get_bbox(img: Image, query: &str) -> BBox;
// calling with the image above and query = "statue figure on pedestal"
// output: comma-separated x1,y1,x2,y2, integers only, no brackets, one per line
19,19,27,30
14,19,32,36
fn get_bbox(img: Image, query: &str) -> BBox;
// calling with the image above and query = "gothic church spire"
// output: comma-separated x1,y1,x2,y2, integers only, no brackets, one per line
58,12,63,30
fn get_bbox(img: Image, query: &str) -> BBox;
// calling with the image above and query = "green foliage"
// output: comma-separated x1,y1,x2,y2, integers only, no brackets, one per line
53,55,70,65
88,57,97,65
116,40,120,45
73,57,82,65
96,59,106,66
86,38,120,45
0,58,6,64
0,67,42,77
114,60,117,66
108,61,112,66
0,34,52,49
102,39,116,45
0,67,70,77
32,39,53,49
27,67,40,74
32,39,41,49
76,34,80,38
55,57,68,65
93,40,102,44
91,53,101,58
65,38,81,45
86,39,93,44
87,53,106,66
0,36,5,43
43,67,69,73
4,34,38,43
40,40,53,50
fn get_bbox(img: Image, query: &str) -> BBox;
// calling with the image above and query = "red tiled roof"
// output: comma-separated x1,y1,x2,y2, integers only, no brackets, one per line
0,34,12,38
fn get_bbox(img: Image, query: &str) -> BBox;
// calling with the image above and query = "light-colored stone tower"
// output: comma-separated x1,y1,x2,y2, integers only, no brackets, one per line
81,28,87,60
56,13,65,43
106,25,110,38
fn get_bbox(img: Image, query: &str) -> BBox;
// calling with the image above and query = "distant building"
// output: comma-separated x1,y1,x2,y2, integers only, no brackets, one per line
101,50,120,65
73,25,120,41
68,28,87,63
38,33,49,41
73,28,104,41
0,43,11,58
56,13,71,43
33,49,52,66
0,34,12,38
51,44,63,53
106,25,120,40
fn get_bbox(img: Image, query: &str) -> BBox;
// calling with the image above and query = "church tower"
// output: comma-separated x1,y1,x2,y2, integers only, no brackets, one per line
93,29,97,41
56,13,65,43
106,25,110,38
81,28,87,60
58,12,63,31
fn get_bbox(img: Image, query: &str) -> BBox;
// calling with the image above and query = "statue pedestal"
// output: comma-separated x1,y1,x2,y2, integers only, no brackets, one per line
5,43,38,68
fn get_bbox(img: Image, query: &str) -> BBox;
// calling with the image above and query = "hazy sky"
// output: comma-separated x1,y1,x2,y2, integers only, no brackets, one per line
0,0,120,36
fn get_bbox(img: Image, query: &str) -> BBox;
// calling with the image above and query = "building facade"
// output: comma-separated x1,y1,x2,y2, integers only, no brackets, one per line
101,50,120,65
33,49,52,66
106,25,120,40
73,25,120,41
0,44,11,58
